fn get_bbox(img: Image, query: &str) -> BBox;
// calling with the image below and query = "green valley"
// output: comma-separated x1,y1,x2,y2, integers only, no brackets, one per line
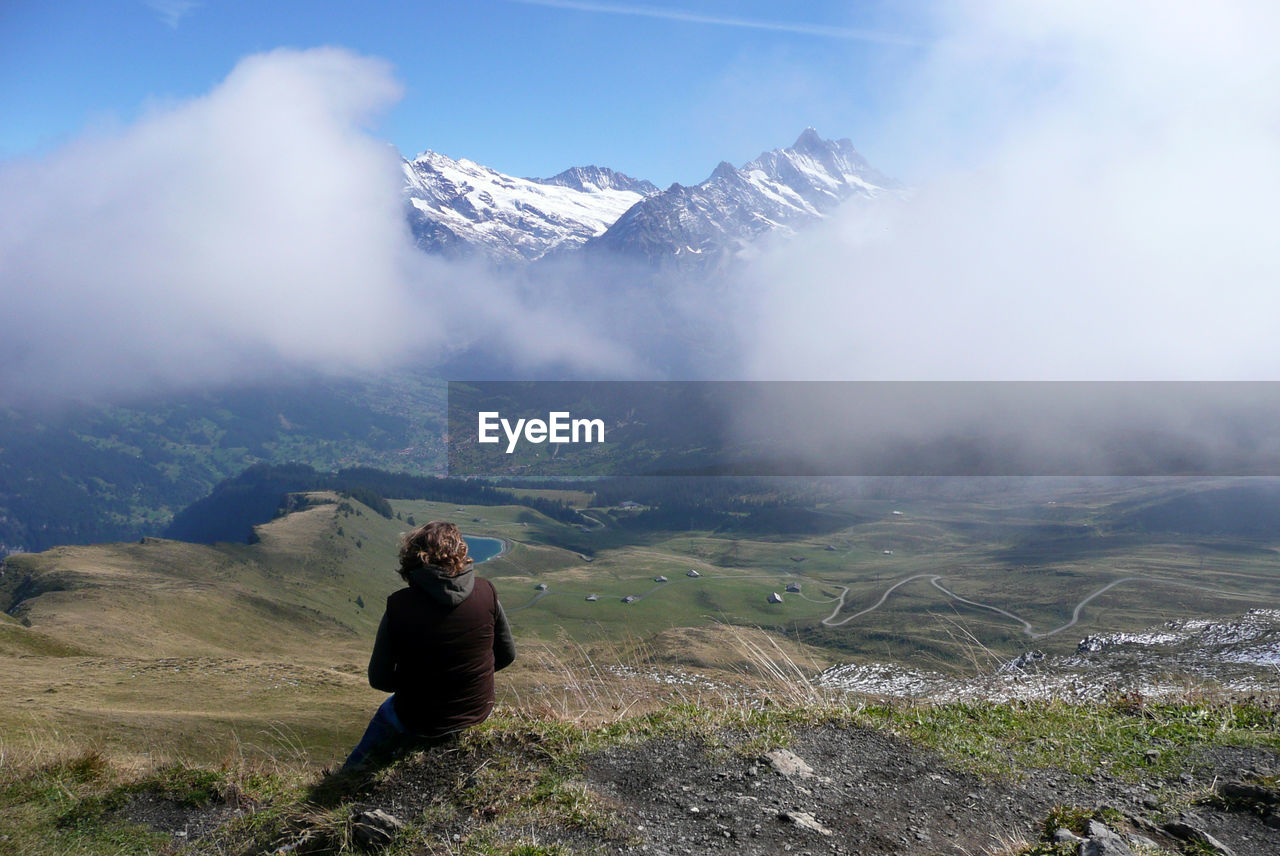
0,374,447,554
3,474,1279,770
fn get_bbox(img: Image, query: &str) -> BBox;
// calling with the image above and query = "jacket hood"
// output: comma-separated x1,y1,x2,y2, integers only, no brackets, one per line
407,563,475,606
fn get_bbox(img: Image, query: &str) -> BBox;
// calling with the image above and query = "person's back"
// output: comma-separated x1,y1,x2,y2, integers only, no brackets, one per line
377,564,509,735
343,521,515,769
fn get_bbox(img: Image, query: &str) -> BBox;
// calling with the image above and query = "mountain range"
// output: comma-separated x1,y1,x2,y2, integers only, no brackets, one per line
0,130,894,555
403,155,654,263
402,129,896,266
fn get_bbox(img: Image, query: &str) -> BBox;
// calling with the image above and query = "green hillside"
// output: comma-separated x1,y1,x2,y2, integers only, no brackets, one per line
0,492,409,761
4,477,1279,770
0,373,447,553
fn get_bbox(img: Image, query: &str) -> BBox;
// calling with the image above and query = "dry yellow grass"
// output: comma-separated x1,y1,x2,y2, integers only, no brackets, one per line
0,495,412,766
0,493,835,768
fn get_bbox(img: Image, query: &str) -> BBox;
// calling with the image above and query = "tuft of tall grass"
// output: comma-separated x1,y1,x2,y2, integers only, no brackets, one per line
500,621,842,729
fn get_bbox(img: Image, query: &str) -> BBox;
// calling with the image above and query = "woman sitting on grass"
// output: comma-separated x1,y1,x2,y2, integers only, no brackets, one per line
343,520,515,770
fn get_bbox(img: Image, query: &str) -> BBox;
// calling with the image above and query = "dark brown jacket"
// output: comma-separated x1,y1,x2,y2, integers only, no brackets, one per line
367,564,515,736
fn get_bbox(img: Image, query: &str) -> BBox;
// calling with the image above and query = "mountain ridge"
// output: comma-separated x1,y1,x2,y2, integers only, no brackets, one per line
402,150,652,262
584,128,896,267
401,129,896,266
531,164,658,195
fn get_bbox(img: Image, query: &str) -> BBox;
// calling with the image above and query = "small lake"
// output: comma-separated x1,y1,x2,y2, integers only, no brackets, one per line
464,536,504,564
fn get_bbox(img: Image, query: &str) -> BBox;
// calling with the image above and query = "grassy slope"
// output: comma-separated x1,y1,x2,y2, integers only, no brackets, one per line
3,483,1279,767
0,493,410,763
0,373,448,553
0,494,837,765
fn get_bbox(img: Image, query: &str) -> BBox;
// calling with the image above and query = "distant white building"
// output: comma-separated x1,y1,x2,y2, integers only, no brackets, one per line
622,595,637,603
767,592,784,604
654,575,668,582
883,550,894,555
586,593,598,602
687,569,700,577
536,583,548,591
785,583,801,593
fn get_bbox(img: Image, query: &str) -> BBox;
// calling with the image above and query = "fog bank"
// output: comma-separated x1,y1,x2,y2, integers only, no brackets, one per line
733,0,1280,381
0,48,637,404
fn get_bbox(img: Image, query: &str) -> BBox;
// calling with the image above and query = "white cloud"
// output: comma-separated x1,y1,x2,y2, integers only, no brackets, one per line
505,0,919,46
0,47,638,403
12,2,1273,407
731,0,1280,381
144,0,201,29
0,49,416,399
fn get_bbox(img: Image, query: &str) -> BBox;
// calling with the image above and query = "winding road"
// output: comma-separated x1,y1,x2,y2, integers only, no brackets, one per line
498,541,1267,638
821,572,1261,638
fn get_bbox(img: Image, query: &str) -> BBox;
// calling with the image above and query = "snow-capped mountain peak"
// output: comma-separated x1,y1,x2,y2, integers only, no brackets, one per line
745,131,895,211
399,130,895,266
402,151,653,263
791,126,826,153
710,160,739,181
532,165,657,196
583,129,896,267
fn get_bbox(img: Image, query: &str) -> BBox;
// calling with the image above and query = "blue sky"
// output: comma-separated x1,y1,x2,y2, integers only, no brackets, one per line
6,1,1279,397
1,0,925,185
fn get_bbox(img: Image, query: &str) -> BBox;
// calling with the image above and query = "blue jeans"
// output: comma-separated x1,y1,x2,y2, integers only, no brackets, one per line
343,696,410,770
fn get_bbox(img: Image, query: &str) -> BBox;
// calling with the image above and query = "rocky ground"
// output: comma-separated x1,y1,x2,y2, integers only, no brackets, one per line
138,713,1280,856
586,726,1280,856
819,609,1280,705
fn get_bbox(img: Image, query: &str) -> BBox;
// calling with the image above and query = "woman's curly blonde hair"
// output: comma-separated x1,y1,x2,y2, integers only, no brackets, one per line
398,520,472,579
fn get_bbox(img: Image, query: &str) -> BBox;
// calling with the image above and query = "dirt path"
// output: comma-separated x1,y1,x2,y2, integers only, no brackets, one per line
822,572,1261,638
505,538,1268,637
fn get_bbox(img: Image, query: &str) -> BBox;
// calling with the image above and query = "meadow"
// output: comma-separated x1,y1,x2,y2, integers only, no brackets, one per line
435,484,1280,673
2,480,1278,770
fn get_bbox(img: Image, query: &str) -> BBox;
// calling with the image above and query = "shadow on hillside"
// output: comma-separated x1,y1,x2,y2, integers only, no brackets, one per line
305,733,460,808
